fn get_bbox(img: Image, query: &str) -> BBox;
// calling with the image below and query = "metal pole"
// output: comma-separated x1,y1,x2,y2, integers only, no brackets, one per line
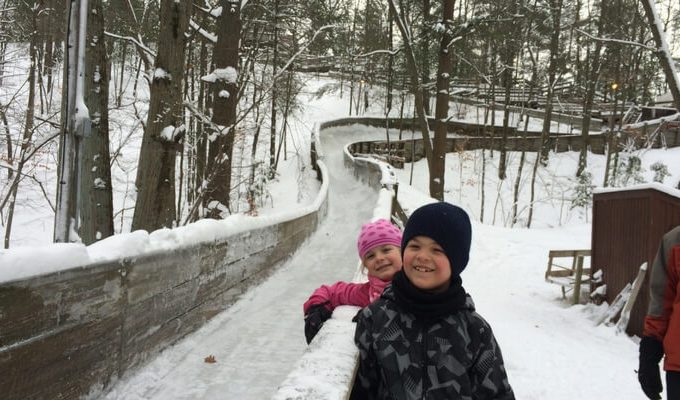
54,0,88,242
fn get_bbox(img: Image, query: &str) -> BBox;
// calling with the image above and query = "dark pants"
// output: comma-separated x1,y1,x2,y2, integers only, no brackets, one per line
668,371,680,400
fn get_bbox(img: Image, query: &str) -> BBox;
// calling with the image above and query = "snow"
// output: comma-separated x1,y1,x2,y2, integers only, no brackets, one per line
646,0,680,102
271,306,360,400
210,6,222,17
0,151,329,283
0,243,90,282
623,111,679,129
98,120,675,399
159,125,175,141
594,181,680,199
3,68,680,399
94,119,377,400
93,177,106,189
189,19,217,43
153,68,171,81
201,67,238,84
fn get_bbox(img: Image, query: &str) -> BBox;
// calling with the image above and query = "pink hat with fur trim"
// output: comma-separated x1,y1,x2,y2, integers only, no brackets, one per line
357,219,402,259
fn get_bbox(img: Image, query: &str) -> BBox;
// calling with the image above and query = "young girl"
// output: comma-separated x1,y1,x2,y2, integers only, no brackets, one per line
351,202,514,400
303,218,403,344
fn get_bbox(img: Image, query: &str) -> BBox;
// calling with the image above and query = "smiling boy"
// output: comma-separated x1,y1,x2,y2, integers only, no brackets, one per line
351,202,514,400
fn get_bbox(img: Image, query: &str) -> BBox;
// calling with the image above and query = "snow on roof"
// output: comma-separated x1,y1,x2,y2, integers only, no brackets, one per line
594,181,680,199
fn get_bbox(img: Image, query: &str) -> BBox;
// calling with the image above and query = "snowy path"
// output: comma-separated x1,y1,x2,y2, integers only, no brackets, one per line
101,124,648,400
100,128,381,399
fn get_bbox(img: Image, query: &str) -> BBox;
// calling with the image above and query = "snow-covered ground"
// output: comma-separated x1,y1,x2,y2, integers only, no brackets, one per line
4,70,680,399
97,123,678,399
94,115,383,400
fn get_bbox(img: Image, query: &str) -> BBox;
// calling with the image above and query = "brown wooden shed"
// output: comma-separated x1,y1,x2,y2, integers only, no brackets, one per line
592,185,680,336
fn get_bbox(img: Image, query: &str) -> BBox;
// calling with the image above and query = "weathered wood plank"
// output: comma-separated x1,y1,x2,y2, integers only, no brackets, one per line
1,263,123,348
0,316,121,400
0,138,329,399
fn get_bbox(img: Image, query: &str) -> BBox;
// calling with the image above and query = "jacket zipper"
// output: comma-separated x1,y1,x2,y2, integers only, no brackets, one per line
421,321,429,400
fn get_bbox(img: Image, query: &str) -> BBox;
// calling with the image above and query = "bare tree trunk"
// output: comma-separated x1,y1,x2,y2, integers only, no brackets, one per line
274,70,294,169
79,0,113,244
116,42,128,107
185,46,195,207
193,38,208,219
539,0,563,165
577,1,605,177
513,67,537,226
205,0,240,219
248,104,265,214
387,0,434,175
387,4,394,112
640,0,680,111
1,103,11,180
527,145,540,228
431,0,455,201
269,0,279,177
603,88,620,187
132,0,191,231
498,0,522,180
5,4,39,248
420,0,432,116
43,0,56,106
121,0,153,73
512,8,538,226
0,40,5,88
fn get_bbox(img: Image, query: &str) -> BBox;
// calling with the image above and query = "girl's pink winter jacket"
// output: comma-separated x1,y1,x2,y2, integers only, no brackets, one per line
303,275,389,314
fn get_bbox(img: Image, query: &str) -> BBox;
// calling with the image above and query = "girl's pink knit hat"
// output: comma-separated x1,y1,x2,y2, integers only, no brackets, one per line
356,219,402,259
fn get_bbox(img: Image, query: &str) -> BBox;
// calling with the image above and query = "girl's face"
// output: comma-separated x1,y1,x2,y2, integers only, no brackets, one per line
403,236,451,293
362,244,402,281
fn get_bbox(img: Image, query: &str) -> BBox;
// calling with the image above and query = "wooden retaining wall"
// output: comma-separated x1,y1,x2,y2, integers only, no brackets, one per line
320,116,544,138
349,134,608,166
328,114,680,168
0,147,329,400
450,95,603,130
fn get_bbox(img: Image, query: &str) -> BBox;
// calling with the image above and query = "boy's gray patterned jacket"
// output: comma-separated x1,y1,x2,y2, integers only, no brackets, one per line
351,286,515,400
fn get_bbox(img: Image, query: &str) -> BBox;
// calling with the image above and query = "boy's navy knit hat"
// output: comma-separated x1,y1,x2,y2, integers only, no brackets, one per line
401,202,472,276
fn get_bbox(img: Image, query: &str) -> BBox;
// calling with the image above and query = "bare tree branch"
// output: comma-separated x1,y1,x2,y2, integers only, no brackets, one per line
575,28,656,51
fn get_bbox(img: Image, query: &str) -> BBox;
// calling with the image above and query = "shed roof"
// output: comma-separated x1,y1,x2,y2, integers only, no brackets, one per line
594,182,680,200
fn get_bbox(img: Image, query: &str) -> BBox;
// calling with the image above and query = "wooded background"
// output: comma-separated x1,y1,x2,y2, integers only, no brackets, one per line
0,0,678,248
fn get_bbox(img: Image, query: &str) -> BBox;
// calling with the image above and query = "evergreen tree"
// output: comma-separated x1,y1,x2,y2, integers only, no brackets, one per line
571,171,594,210
616,154,646,187
650,161,670,183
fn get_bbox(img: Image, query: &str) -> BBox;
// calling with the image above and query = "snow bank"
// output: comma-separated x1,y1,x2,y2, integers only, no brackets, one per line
0,243,90,282
271,185,396,398
270,306,360,400
0,162,330,285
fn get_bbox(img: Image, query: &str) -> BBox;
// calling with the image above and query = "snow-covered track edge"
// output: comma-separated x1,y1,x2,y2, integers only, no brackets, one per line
0,133,330,400
271,121,401,400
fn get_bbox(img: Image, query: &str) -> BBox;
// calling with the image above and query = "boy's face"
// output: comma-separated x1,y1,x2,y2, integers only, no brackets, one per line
403,236,451,293
362,244,402,281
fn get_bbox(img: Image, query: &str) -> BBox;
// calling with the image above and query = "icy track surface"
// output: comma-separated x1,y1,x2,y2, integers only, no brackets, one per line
98,128,381,400
99,125,649,400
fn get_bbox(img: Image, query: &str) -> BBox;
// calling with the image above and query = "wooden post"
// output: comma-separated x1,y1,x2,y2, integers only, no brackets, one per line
545,254,554,280
572,255,585,304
